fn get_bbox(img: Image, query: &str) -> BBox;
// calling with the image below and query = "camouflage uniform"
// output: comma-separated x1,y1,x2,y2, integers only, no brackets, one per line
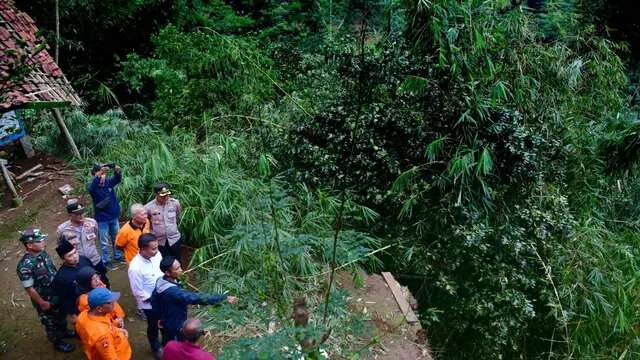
16,250,67,342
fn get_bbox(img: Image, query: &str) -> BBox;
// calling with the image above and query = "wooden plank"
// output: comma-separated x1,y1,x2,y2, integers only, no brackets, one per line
22,101,70,110
16,164,43,180
0,158,22,206
50,108,80,158
382,271,419,323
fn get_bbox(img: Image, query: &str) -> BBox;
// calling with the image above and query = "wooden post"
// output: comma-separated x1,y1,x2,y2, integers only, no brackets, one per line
50,108,80,158
0,158,22,207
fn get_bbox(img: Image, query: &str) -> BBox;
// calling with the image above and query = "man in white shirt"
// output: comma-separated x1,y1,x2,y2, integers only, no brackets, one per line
128,233,163,359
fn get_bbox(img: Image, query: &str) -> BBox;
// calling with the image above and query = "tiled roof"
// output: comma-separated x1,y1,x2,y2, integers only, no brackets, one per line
0,2,81,111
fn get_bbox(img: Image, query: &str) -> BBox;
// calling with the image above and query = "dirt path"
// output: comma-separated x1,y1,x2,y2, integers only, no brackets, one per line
0,164,154,359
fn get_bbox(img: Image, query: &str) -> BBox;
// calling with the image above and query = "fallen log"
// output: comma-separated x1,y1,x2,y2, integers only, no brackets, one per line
16,164,43,180
22,180,52,198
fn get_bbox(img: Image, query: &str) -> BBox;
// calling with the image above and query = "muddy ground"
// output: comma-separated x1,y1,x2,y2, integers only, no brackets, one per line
0,153,431,360
0,158,154,360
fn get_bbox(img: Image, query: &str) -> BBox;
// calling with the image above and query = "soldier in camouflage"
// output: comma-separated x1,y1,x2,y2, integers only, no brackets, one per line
16,228,76,353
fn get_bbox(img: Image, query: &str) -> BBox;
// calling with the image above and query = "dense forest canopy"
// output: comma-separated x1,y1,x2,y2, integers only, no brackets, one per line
13,0,640,358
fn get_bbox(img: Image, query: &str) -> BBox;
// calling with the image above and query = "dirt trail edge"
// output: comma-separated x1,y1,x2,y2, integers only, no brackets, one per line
0,168,153,360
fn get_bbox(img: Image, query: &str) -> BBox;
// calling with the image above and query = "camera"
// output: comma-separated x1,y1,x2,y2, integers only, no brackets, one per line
92,162,117,175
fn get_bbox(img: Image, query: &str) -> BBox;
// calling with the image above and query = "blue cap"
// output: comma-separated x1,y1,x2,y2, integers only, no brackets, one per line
88,288,121,308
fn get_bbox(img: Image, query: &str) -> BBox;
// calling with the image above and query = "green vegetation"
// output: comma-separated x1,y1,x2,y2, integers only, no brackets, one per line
20,0,640,358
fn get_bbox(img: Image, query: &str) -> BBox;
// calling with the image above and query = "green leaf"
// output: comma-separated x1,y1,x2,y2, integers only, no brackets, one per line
425,137,448,162
476,147,493,176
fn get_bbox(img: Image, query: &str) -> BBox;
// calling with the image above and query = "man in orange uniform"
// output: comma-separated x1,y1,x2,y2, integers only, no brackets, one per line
76,288,132,360
76,267,126,327
115,203,149,264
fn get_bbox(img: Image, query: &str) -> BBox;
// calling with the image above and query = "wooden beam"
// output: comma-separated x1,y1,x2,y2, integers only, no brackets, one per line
382,271,419,323
0,158,22,207
23,101,71,110
16,164,43,180
50,108,80,158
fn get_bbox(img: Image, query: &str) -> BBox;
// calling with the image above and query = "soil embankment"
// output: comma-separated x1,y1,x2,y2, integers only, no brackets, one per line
0,156,153,360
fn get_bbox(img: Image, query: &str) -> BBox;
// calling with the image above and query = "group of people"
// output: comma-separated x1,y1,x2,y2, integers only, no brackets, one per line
15,164,237,359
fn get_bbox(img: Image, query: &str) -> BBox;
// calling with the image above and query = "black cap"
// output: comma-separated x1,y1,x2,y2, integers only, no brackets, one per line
153,183,172,197
66,202,85,214
160,256,177,273
77,266,97,293
55,240,74,258
91,163,102,175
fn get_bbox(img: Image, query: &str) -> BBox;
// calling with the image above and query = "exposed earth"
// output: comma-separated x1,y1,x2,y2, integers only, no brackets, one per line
0,153,431,360
0,154,154,360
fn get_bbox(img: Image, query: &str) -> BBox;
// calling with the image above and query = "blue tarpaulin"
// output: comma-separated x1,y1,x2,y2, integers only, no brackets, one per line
0,111,26,147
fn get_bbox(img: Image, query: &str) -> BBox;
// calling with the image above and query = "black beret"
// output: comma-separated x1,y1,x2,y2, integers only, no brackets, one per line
55,240,75,258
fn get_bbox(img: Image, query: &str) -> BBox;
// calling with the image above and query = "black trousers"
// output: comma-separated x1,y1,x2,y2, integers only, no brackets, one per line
161,328,182,345
158,240,181,261
143,309,161,351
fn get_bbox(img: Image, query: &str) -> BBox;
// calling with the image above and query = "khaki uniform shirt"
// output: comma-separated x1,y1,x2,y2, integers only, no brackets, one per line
145,198,181,246
57,218,101,265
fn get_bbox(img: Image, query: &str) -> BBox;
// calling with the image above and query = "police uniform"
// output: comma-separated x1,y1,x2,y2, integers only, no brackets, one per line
145,196,182,258
57,218,101,266
16,246,67,342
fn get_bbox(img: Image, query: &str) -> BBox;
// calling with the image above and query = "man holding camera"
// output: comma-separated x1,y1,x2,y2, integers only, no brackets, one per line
88,163,125,267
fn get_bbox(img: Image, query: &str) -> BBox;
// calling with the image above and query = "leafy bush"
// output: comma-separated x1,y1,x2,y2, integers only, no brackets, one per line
121,25,275,130
30,109,151,158
31,108,383,356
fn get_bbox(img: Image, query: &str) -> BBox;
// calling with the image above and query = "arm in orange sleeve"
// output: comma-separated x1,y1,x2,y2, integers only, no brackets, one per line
115,228,128,250
77,294,89,314
114,302,125,319
95,334,119,360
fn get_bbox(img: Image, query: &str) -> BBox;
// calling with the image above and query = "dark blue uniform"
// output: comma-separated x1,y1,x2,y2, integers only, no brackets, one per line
151,276,226,344
53,256,98,315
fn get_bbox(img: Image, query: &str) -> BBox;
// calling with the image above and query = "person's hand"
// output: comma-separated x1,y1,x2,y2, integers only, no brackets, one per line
94,167,108,177
117,328,129,338
227,296,238,304
115,317,124,328
39,300,51,311
114,165,121,173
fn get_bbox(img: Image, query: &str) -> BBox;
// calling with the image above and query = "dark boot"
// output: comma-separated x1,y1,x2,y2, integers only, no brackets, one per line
63,329,80,339
53,340,75,353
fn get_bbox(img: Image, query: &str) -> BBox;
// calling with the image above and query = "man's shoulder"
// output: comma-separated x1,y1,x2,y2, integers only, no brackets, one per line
144,200,156,208
78,256,93,267
84,218,98,225
75,310,90,328
76,313,111,341
119,221,134,233
57,220,71,231
16,252,35,267
128,255,142,268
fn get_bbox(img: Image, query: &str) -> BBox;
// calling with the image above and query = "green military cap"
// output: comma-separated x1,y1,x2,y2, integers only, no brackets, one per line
19,228,47,243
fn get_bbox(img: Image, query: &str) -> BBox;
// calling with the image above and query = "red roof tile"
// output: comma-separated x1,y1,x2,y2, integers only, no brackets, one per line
0,2,81,110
